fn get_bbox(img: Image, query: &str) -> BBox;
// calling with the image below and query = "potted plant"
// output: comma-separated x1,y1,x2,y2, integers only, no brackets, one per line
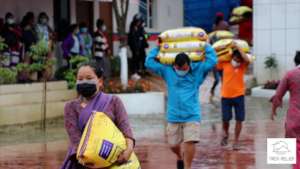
0,67,17,84
17,40,55,82
0,36,8,66
63,55,89,88
264,54,278,81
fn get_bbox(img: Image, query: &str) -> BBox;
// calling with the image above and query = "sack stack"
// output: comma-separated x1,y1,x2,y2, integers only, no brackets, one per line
157,27,208,64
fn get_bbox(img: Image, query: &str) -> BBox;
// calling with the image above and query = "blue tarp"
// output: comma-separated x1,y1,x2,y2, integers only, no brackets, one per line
184,0,240,32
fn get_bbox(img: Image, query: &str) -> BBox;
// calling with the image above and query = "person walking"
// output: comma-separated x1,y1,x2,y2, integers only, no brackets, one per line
270,52,300,169
145,43,217,169
217,44,250,150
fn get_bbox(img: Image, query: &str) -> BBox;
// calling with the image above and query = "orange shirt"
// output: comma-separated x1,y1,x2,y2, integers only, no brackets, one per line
217,62,248,98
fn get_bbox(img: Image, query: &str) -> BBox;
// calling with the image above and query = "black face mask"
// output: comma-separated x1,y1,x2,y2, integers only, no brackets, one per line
76,81,97,98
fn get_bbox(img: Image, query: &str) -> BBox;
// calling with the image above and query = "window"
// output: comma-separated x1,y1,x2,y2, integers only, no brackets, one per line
139,0,155,28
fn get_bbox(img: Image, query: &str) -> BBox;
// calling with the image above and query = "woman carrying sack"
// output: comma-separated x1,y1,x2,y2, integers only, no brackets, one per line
60,60,135,169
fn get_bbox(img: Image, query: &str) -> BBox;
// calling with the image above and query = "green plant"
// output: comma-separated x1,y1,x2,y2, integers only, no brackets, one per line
110,56,121,76
16,40,56,81
0,67,17,84
64,69,77,89
0,36,8,65
64,55,89,88
0,36,8,52
264,54,278,80
69,55,89,69
16,63,31,72
28,40,49,62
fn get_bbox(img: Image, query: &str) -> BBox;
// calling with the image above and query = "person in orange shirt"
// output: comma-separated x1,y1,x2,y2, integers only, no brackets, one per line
217,43,250,150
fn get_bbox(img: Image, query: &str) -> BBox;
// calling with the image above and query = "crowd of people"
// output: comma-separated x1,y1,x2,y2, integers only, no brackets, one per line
0,12,150,83
0,12,53,67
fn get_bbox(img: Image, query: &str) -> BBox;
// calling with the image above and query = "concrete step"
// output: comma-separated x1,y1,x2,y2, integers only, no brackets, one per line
0,101,66,125
0,90,76,107
0,81,69,95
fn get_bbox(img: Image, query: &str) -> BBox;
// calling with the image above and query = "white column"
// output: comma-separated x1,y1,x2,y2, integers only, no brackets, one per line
70,0,77,23
93,1,100,31
119,47,128,88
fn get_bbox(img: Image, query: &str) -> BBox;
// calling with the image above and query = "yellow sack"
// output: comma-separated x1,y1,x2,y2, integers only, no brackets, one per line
212,39,233,51
77,112,140,169
159,27,208,42
229,16,243,23
208,31,235,41
232,6,252,16
213,39,251,62
160,41,206,53
109,153,140,169
157,51,205,64
234,39,250,53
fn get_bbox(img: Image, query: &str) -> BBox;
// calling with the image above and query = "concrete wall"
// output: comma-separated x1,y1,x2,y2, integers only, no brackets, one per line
0,0,54,27
253,0,300,84
0,81,165,125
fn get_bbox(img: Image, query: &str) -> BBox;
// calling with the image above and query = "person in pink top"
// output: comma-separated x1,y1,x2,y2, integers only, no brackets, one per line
271,52,300,169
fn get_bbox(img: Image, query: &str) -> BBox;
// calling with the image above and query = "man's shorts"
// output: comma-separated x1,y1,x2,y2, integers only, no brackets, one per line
221,95,245,122
166,122,200,146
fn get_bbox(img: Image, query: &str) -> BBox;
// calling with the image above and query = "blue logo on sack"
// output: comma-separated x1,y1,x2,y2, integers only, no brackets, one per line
99,140,113,159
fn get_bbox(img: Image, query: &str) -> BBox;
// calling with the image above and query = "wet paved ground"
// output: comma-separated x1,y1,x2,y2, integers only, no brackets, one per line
0,77,292,169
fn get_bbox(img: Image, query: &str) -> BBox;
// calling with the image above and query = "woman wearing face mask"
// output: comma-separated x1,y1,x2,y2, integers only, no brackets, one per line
62,24,82,67
145,44,217,169
78,22,93,57
1,12,23,67
216,43,250,150
36,12,53,45
61,61,135,169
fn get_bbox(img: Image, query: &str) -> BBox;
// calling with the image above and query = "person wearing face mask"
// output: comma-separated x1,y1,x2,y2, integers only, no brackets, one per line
270,52,300,169
61,60,135,169
216,43,250,150
36,12,53,45
145,43,217,169
1,12,23,67
62,24,82,67
93,19,111,83
78,22,92,57
128,13,149,80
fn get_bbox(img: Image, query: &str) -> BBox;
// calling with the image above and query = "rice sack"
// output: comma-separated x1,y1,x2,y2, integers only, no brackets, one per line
77,111,140,169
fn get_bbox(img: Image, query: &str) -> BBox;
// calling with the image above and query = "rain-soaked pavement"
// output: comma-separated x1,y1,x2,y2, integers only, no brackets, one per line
0,78,292,169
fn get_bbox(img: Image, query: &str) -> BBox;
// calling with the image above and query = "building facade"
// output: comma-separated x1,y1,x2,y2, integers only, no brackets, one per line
253,0,300,84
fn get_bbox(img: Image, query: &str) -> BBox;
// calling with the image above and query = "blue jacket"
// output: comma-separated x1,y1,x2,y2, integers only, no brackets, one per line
145,44,217,122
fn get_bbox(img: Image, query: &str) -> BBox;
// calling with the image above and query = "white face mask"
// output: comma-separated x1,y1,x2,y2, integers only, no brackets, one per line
102,25,107,31
231,60,241,68
7,18,15,25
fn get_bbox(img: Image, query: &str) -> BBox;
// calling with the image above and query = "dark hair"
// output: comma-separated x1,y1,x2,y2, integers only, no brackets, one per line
96,19,104,29
215,12,224,25
21,11,35,28
78,60,103,78
79,22,87,28
69,24,79,33
295,51,300,66
243,11,252,19
232,49,242,59
38,12,49,20
175,53,190,67
5,12,13,20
